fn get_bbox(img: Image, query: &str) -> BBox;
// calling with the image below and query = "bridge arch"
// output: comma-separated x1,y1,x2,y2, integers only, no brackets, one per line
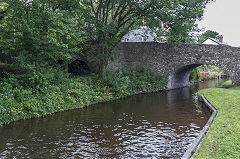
168,64,202,89
108,42,240,89
168,64,229,89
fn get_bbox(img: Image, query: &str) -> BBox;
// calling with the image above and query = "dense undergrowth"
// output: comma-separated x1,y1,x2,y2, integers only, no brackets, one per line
196,87,240,158
0,68,167,126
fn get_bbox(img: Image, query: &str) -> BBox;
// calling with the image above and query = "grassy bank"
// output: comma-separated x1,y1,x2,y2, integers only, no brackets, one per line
196,87,240,158
0,68,167,126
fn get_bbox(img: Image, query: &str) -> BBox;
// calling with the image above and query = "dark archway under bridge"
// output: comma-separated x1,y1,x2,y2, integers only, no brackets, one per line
107,42,240,89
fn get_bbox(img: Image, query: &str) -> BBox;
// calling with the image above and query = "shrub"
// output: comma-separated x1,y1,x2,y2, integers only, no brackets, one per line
106,68,167,97
222,80,232,86
0,68,167,126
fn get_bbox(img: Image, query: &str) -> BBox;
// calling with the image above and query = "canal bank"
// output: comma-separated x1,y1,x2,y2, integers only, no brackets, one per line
194,87,240,158
0,69,167,127
0,78,226,158
182,95,217,159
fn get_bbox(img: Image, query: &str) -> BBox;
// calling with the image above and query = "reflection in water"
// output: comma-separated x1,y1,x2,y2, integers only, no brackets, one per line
0,79,227,158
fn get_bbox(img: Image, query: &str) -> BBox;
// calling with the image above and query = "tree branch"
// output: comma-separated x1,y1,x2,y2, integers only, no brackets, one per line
96,0,103,18
104,0,111,24
90,0,97,17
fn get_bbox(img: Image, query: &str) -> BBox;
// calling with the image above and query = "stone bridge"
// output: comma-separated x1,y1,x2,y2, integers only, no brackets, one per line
107,42,240,89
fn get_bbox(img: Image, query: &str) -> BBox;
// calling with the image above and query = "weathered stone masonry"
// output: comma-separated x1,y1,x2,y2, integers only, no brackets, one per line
107,42,240,89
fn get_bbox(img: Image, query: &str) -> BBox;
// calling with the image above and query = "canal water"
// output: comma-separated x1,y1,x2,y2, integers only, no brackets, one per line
0,79,226,158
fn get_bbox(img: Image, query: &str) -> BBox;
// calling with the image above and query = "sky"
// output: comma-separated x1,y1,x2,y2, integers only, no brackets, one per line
198,0,240,47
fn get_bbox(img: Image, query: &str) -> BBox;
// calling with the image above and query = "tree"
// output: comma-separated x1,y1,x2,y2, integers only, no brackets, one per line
76,0,213,79
0,0,81,73
0,0,214,80
198,30,219,43
0,4,8,22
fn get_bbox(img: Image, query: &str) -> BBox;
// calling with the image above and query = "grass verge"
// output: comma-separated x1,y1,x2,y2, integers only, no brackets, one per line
0,68,167,126
195,87,240,158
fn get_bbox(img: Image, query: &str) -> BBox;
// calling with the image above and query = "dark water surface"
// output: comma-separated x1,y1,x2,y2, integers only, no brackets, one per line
0,79,226,158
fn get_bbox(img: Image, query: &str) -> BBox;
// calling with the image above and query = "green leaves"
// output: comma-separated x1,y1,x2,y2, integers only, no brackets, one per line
198,30,220,43
0,0,213,78
106,68,167,97
0,68,167,126
0,0,82,72
76,0,213,77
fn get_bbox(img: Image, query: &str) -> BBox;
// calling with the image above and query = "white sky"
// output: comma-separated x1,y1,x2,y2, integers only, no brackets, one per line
198,0,240,47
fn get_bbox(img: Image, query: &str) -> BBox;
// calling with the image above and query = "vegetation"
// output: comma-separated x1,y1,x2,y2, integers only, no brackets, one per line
0,68,166,126
196,87,240,158
1,0,212,78
198,30,220,43
0,0,212,125
106,68,167,97
3,1,237,158
190,65,225,83
222,80,232,86
78,0,213,77
0,0,81,73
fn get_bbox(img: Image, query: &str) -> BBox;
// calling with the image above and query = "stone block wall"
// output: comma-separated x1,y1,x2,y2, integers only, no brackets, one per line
107,42,240,89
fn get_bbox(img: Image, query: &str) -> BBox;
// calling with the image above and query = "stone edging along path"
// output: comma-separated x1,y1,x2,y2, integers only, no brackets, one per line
181,95,218,159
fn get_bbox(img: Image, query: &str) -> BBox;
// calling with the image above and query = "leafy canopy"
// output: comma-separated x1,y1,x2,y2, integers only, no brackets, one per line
198,30,220,43
76,0,213,76
0,0,82,72
0,0,213,79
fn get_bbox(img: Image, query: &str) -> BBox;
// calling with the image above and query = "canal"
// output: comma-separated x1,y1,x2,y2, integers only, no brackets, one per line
0,79,227,158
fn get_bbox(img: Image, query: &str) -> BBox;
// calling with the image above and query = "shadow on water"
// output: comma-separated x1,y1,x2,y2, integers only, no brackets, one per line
0,78,227,158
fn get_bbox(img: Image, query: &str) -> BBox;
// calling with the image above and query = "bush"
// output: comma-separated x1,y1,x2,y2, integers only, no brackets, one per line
0,68,167,126
222,80,232,86
0,73,113,126
190,69,199,82
106,68,167,97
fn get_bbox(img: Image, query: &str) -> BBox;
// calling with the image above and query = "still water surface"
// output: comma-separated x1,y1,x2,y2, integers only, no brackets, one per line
0,79,226,158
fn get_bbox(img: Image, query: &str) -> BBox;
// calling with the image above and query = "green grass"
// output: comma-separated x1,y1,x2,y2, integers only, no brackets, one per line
222,80,232,86
196,87,240,159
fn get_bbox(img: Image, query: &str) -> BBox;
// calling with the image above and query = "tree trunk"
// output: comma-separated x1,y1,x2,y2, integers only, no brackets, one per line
64,62,69,73
97,60,108,81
